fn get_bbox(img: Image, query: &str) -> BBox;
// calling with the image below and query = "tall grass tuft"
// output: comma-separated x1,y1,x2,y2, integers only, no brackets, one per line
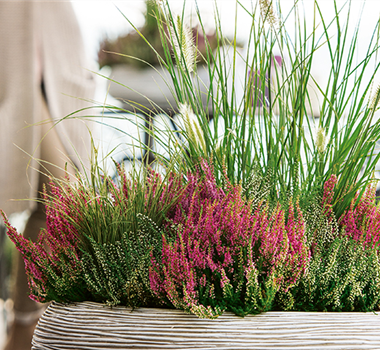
123,0,380,220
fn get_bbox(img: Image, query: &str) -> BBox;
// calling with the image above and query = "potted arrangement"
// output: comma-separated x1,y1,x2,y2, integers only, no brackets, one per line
3,0,380,348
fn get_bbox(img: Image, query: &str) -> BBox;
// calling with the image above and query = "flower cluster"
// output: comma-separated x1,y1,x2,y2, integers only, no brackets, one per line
150,160,309,317
340,183,380,247
1,182,85,302
2,159,380,316
1,164,184,304
289,177,380,312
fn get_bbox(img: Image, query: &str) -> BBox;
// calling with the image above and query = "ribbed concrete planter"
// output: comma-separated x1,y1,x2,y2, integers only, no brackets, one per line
32,301,380,349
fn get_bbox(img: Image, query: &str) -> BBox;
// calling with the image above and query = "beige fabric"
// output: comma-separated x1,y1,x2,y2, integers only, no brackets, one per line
0,1,96,214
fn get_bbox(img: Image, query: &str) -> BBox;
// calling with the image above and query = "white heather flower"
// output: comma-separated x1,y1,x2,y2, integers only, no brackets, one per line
315,126,328,154
170,15,196,73
179,103,206,153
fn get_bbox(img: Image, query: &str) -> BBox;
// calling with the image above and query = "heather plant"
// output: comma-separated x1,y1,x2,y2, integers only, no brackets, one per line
290,236,380,312
1,182,88,303
80,214,164,307
284,175,380,312
150,160,309,317
340,183,380,247
3,157,380,316
0,160,185,305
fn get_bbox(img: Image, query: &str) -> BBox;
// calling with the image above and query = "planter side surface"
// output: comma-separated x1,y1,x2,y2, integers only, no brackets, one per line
32,302,380,350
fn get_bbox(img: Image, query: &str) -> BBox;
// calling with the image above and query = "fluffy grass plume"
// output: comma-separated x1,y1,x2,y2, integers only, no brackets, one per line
179,103,206,154
170,15,196,73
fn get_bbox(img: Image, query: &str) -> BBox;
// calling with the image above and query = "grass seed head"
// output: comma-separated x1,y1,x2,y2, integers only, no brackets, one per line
170,15,196,73
315,126,328,154
259,0,278,29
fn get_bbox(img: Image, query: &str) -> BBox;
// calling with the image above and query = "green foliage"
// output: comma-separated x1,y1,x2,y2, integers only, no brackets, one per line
276,191,380,312
130,0,380,220
241,163,274,209
290,237,380,312
5,0,380,319
65,158,184,247
81,214,163,307
37,250,89,303
302,192,339,250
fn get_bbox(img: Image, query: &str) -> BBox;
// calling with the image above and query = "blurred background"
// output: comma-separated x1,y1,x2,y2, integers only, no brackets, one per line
73,0,380,62
71,0,380,116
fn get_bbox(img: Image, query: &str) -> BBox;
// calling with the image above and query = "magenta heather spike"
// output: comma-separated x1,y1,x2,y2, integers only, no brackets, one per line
150,159,310,312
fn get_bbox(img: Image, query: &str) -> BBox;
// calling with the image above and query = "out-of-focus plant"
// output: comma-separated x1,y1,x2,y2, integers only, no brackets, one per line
98,0,224,69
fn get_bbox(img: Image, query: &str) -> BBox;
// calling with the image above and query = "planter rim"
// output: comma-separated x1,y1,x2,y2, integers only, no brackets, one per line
32,301,380,350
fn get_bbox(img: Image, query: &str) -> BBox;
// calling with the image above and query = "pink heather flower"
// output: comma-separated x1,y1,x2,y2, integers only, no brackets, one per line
339,183,380,248
322,174,338,217
1,179,85,302
150,159,309,311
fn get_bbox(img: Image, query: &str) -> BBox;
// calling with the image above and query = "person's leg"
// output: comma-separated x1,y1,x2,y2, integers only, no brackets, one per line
3,91,76,350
